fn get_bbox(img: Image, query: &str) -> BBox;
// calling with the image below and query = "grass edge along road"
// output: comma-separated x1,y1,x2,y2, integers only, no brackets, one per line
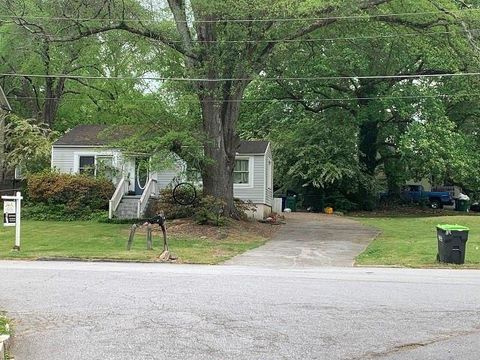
0,220,267,264
355,215,480,268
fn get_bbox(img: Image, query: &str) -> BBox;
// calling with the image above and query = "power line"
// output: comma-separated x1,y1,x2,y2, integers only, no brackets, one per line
1,7,479,24
2,72,480,82
5,93,478,103
2,27,479,44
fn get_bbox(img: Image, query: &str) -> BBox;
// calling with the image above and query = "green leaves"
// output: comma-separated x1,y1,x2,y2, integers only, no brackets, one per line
4,114,58,173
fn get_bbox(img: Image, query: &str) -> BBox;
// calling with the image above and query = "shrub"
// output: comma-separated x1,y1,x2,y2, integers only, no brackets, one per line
146,187,255,225
22,203,107,221
194,196,227,226
146,187,197,219
26,171,115,220
234,198,257,220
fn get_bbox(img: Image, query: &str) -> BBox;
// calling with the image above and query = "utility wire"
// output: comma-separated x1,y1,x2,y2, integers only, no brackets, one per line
6,93,478,103
0,7,479,24
2,27,479,44
2,72,480,82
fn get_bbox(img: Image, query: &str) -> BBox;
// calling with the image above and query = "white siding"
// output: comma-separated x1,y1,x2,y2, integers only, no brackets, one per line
265,145,273,206
52,145,273,205
151,169,178,189
51,147,76,174
51,146,130,188
234,155,265,204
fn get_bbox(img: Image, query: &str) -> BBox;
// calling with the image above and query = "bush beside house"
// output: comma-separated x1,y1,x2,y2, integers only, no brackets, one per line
24,172,115,220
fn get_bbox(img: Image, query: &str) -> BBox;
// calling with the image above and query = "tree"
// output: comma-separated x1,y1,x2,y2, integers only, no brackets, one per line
1,0,392,216
0,2,167,130
239,0,480,207
4,114,56,174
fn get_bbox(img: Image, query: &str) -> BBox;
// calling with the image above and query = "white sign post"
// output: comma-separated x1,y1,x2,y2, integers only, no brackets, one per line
2,191,22,251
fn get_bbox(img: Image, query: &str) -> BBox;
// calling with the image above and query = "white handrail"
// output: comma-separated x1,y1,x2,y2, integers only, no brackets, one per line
109,177,128,219
137,178,157,218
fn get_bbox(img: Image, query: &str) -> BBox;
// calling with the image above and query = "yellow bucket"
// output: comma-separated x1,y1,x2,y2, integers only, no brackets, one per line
324,207,334,215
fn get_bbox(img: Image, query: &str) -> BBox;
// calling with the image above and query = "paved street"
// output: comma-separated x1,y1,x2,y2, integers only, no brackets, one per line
1,261,479,360
225,213,379,267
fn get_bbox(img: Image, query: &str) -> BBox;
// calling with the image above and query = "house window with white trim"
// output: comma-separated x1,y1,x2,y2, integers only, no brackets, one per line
234,159,250,184
96,155,114,180
79,156,95,176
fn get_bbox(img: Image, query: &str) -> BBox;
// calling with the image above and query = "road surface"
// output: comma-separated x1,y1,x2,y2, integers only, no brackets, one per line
1,261,479,359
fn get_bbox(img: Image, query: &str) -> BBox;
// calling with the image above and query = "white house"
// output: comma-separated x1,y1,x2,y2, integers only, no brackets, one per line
51,125,273,219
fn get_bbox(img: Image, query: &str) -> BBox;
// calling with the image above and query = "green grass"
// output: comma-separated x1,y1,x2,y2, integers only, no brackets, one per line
0,221,265,264
355,215,480,268
0,316,9,336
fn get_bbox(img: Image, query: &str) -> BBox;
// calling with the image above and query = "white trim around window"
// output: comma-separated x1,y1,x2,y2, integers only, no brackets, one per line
233,156,254,188
73,152,114,176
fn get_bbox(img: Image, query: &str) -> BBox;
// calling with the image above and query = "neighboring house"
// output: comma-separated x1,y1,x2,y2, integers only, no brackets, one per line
0,85,12,185
51,125,274,220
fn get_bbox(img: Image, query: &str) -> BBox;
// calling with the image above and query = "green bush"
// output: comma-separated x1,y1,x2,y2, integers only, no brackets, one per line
22,203,107,221
194,196,227,226
26,171,115,220
147,187,197,219
147,187,255,225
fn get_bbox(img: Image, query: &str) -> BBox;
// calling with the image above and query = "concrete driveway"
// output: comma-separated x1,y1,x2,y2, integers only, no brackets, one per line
225,213,379,268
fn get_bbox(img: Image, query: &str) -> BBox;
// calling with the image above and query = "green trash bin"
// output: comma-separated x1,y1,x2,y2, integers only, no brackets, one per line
455,199,470,212
286,196,297,212
436,224,469,264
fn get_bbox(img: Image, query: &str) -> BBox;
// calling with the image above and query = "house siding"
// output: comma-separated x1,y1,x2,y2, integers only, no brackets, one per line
265,145,273,207
51,146,132,188
234,155,265,204
52,145,273,207
51,146,77,173
151,169,178,189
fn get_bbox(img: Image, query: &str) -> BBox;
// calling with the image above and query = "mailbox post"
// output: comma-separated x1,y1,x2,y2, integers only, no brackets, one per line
2,191,22,251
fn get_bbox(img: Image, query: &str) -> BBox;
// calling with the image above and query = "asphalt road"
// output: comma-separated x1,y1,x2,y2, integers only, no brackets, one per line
1,261,479,360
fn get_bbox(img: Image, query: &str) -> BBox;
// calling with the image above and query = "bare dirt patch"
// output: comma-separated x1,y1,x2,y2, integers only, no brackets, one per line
132,217,281,242
167,218,280,241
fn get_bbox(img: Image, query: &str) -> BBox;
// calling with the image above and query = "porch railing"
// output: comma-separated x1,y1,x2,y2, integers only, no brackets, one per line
109,177,129,219
137,178,157,218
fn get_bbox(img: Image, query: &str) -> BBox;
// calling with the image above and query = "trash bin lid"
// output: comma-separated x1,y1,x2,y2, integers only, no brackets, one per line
437,224,470,231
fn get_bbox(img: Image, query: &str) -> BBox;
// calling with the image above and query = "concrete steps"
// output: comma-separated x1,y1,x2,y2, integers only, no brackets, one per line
114,196,156,219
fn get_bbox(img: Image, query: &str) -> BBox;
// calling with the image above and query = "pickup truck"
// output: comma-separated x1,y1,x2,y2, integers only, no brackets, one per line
400,185,454,209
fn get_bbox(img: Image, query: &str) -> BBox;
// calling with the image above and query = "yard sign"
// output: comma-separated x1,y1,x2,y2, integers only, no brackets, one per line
3,200,16,226
2,191,22,250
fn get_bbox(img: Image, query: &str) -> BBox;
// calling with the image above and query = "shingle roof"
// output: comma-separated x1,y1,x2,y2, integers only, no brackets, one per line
53,125,129,146
54,124,269,154
0,86,12,112
237,140,269,154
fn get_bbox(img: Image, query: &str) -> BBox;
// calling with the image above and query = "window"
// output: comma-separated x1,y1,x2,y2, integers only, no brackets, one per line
79,156,95,176
96,156,114,180
234,159,250,184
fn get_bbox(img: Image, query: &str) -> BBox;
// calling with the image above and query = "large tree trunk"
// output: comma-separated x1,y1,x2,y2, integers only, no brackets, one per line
359,120,379,176
199,83,245,217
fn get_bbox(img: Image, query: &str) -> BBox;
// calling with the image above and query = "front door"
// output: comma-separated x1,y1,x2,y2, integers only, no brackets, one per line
134,157,149,195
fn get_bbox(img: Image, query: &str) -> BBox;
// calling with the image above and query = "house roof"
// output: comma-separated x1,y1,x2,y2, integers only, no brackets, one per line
0,85,12,112
54,124,269,154
53,125,129,146
237,140,269,154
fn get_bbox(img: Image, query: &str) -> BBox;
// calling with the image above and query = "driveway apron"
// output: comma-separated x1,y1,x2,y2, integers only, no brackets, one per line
224,213,379,268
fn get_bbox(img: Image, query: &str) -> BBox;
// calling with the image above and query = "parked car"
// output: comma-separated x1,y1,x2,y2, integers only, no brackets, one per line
400,185,454,209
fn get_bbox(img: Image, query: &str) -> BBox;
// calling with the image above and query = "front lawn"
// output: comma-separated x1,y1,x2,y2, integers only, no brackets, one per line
0,220,267,264
355,215,480,268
